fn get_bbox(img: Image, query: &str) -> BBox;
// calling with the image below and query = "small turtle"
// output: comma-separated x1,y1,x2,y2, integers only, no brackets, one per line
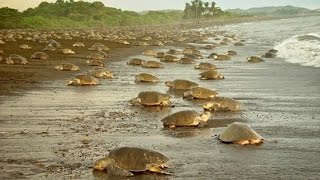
55,63,79,71
195,62,217,70
93,147,171,176
19,44,32,49
6,54,28,65
234,42,244,46
143,50,157,56
88,43,109,51
160,55,179,62
165,79,198,90
87,53,105,60
166,49,181,55
86,59,105,67
142,61,164,68
31,52,49,60
199,70,224,80
127,58,146,66
135,73,159,83
247,56,265,63
73,42,85,47
153,52,165,58
219,122,264,145
203,96,242,112
213,54,231,61
60,48,75,54
129,91,172,107
225,50,237,56
262,52,276,58
89,67,113,78
67,75,100,86
161,110,211,128
177,57,195,64
183,87,218,99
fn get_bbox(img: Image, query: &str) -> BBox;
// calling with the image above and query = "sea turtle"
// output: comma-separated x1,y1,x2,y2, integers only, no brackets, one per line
234,42,244,46
43,44,56,51
127,58,146,66
195,62,217,70
86,59,105,67
199,70,224,80
225,50,237,56
160,55,179,62
87,53,105,60
213,54,231,61
183,87,218,99
247,56,265,63
166,49,181,55
219,122,264,145
143,50,157,56
142,61,164,68
153,52,165,58
67,75,100,86
207,52,218,59
203,96,242,112
262,52,276,58
165,79,198,90
268,49,278,54
88,43,109,51
5,54,28,65
48,39,61,47
161,110,211,128
73,42,85,47
133,41,148,46
60,48,75,54
89,67,113,78
184,53,203,59
93,147,171,176
135,73,159,83
31,52,49,60
129,91,172,107
55,63,79,71
177,57,195,64
182,48,200,55
19,44,32,49
203,44,215,50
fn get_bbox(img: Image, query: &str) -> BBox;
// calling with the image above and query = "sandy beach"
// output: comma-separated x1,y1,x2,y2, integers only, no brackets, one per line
0,18,320,180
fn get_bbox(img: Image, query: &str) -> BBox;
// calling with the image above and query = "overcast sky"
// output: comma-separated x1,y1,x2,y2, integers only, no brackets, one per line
1,0,319,12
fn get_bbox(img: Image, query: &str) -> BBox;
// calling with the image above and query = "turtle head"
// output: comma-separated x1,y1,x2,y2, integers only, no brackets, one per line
200,111,211,122
161,100,172,107
203,102,220,111
54,65,62,70
68,78,81,86
194,64,199,69
93,157,114,171
213,55,218,59
129,97,141,106
165,81,173,88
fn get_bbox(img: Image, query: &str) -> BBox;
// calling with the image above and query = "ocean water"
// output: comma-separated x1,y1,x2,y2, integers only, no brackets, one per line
218,16,320,68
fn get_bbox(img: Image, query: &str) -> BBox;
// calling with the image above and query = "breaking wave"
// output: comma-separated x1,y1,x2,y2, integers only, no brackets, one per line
274,33,320,68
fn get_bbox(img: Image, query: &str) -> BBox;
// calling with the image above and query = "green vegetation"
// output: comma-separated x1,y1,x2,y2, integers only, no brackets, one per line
183,0,224,19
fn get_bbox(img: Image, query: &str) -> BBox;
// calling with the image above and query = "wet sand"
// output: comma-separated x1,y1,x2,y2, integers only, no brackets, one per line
1,22,320,179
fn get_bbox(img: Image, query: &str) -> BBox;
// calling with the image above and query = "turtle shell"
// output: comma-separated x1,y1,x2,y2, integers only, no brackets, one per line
142,61,164,68
31,52,49,59
178,57,195,64
75,75,99,85
127,58,145,65
247,56,264,63
168,79,198,90
161,110,200,127
203,96,241,112
219,122,263,143
135,73,159,82
109,147,169,172
138,91,170,106
195,62,216,70
161,55,179,62
199,70,224,80
186,87,218,99
6,54,28,64
55,63,79,71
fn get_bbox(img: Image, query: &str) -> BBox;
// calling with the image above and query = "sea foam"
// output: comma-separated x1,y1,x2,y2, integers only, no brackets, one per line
274,33,320,68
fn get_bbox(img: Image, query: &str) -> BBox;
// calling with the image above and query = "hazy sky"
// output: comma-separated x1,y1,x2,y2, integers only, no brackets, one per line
1,0,319,12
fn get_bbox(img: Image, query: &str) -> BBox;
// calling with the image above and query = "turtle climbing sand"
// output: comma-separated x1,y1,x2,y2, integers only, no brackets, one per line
161,110,211,128
195,62,217,70
86,59,105,67
203,96,242,112
219,122,264,145
6,54,28,65
67,75,100,86
199,70,224,80
142,61,164,68
93,147,171,176
129,91,172,107
160,55,179,62
183,87,218,99
165,79,198,90
247,56,265,63
135,73,159,83
89,67,113,78
31,52,49,60
55,63,79,71
127,58,146,66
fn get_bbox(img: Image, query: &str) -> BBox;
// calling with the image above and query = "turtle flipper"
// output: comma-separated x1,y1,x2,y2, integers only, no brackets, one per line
147,164,173,175
108,166,134,177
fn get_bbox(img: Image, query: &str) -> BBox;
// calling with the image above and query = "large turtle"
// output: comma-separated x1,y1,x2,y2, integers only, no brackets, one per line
160,55,179,62
55,63,79,71
199,70,224,80
129,91,172,107
203,96,242,112
183,87,218,99
247,56,265,63
142,61,164,68
6,54,28,65
219,122,264,145
165,79,198,90
89,67,113,78
135,73,159,83
161,110,211,128
31,52,49,60
195,62,217,70
127,58,146,66
94,147,171,176
67,75,100,86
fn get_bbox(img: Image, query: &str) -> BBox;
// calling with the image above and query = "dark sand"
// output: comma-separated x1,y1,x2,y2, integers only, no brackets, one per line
1,21,320,180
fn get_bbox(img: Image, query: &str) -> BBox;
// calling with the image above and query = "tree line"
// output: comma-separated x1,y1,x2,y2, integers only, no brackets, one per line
183,0,224,19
